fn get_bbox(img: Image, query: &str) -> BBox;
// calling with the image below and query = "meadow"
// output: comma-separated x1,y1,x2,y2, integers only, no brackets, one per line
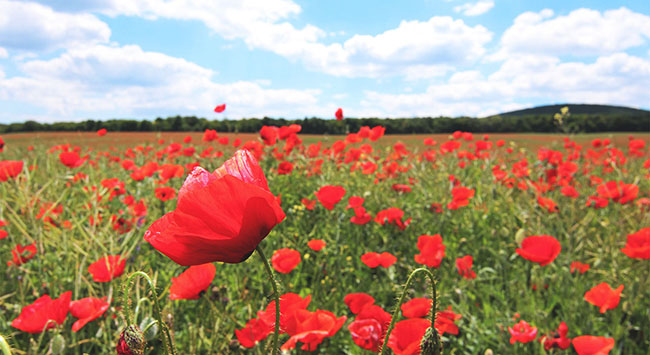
0,128,648,354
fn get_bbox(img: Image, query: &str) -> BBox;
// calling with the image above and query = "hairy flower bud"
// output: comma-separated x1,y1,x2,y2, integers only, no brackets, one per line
420,326,442,355
117,325,145,355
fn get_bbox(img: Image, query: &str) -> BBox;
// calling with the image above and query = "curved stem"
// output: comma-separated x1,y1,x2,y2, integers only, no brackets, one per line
380,268,437,355
256,245,280,355
0,334,12,355
123,271,176,355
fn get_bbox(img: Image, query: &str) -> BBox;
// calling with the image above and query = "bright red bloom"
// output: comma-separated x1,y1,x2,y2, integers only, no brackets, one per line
236,318,272,348
144,150,285,265
88,255,126,282
537,196,559,213
307,239,326,251
374,207,410,230
260,126,279,145
301,198,316,210
344,293,375,314
561,185,580,198
392,184,412,193
315,185,346,210
570,261,590,274
7,242,37,266
281,309,347,351
59,151,86,168
414,234,445,268
272,248,301,273
70,297,110,332
11,291,72,333
335,108,343,121
346,196,365,209
277,161,294,175
456,255,477,279
350,206,372,225
387,318,430,355
597,181,638,204
154,186,176,201
97,128,107,136
401,298,432,318
435,306,462,335
621,227,650,259
348,318,384,352
584,283,623,313
541,321,571,351
572,335,615,355
0,136,3,152
214,103,226,113
509,320,537,344
516,235,561,266
0,160,24,181
361,252,396,268
169,263,216,300
202,129,218,142
447,186,475,210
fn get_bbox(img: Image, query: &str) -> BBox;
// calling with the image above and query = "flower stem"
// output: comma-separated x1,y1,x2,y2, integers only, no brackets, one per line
256,245,280,355
0,334,12,355
380,268,437,355
123,271,176,355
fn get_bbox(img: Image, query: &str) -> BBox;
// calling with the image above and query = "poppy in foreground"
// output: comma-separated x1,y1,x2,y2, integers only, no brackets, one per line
572,335,614,355
621,227,650,259
12,291,72,333
516,235,561,266
169,263,216,300
70,296,110,332
144,150,285,265
0,160,24,181
88,255,126,282
584,283,623,313
387,318,430,355
271,248,301,273
401,298,432,318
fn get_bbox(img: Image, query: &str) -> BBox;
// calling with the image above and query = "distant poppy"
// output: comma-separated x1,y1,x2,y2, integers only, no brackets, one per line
346,196,365,209
369,126,385,141
59,151,86,168
414,234,445,268
561,185,580,198
597,181,638,204
387,318,430,355
541,321,571,350
350,206,372,225
278,161,294,175
344,293,375,314
7,242,37,266
315,185,346,210
508,320,537,344
401,298,432,318
392,184,412,193
447,186,475,210
154,186,176,201
214,104,226,113
0,230,6,239
96,128,107,136
202,129,218,142
537,196,559,213
621,227,650,259
280,309,347,351
169,263,216,300
0,160,24,181
88,255,126,282
301,198,316,210
456,255,477,279
374,207,410,230
572,335,615,355
435,306,462,335
0,136,3,151
361,252,396,268
570,261,590,274
12,291,72,333
271,248,301,274
70,296,110,332
260,126,279,146
516,235,561,266
584,283,623,313
335,108,344,121
307,239,326,251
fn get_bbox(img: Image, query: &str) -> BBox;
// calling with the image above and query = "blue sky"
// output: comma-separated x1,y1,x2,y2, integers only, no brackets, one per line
0,0,649,123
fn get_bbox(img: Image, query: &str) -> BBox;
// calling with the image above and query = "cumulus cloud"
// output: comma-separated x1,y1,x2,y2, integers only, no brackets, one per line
0,0,110,52
495,7,650,58
454,1,495,17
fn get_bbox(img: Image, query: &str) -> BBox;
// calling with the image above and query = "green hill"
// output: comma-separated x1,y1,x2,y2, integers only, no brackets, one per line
491,104,649,117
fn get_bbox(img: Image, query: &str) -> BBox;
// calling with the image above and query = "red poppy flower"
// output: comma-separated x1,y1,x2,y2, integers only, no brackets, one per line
597,181,638,204
214,103,226,113
516,235,561,266
0,230,6,239
541,321,571,350
154,186,176,201
350,206,372,225
361,252,396,268
392,184,412,193
435,306,462,335
584,283,623,313
348,318,384,352
301,198,316,210
307,239,326,251
447,186,475,209
236,318,272,348
621,227,650,259
271,248,301,274
315,185,346,210
7,242,37,266
561,185,579,198
11,291,72,333
344,293,375,314
374,207,410,230
369,126,385,141
70,296,110,332
401,298,432,318
509,320,537,344
59,151,86,168
97,128,107,136
88,255,126,282
257,292,312,332
456,255,477,279
169,263,216,300
387,318,430,355
0,160,24,181
335,108,343,121
570,261,590,274
572,335,615,355
537,196,559,213
414,234,445,268
278,161,294,175
259,126,279,145
281,309,347,351
0,136,3,152
202,129,218,142
144,150,285,265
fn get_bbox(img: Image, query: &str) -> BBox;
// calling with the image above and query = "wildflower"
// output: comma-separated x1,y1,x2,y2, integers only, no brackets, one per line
516,235,561,266
169,263,216,300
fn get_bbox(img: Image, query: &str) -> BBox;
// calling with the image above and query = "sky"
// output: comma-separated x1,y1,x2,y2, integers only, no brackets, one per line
0,0,649,123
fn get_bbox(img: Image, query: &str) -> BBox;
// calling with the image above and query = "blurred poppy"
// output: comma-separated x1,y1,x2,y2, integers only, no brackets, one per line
0,160,24,181
7,242,37,266
561,185,580,198
169,263,216,300
271,248,301,274
344,293,375,314
387,318,430,355
144,150,285,265
70,296,110,332
374,207,410,230
154,186,176,201
214,103,226,113
88,255,126,282
260,126,279,145
307,239,326,251
346,196,365,209
0,136,3,151
97,128,107,136
11,291,72,333
570,261,590,274
202,129,218,142
59,151,86,168
281,309,347,351
572,335,614,355
435,306,462,335
301,198,316,210
516,235,561,266
447,186,475,210
278,161,294,175
401,298,432,318
621,227,650,259
335,108,343,121
456,255,477,279
414,234,445,268
584,283,623,313
597,181,638,204
361,252,396,268
509,320,537,344
350,206,372,225
541,321,571,350
315,185,346,210
537,196,559,213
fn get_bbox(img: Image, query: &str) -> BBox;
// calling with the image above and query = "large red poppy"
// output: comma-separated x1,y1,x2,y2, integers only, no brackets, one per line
144,150,285,265
70,296,110,332
0,160,23,181
59,151,86,168
169,263,216,300
11,291,72,333
621,227,650,259
315,185,346,210
271,248,301,274
88,255,126,282
572,335,615,355
387,318,430,355
584,283,623,313
414,234,445,268
516,235,561,266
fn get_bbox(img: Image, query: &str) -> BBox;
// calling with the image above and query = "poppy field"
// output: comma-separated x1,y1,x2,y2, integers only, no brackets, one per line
0,127,648,354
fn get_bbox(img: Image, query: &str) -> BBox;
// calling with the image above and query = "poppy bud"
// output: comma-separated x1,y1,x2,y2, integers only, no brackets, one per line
420,326,442,355
117,325,145,355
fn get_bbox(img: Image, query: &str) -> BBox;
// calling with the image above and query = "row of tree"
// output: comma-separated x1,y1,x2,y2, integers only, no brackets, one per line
1,113,648,134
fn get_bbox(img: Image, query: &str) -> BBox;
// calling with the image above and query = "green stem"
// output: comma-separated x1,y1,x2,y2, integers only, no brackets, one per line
256,245,280,355
380,268,437,355
123,271,176,355
0,334,12,355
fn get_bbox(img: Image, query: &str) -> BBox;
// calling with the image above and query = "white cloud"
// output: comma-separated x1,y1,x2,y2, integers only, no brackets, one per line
454,1,495,17
0,0,110,52
0,44,325,120
0,46,7,58
496,7,650,58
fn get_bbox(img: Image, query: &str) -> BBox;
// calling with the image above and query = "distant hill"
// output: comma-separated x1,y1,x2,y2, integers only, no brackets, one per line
490,104,649,117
